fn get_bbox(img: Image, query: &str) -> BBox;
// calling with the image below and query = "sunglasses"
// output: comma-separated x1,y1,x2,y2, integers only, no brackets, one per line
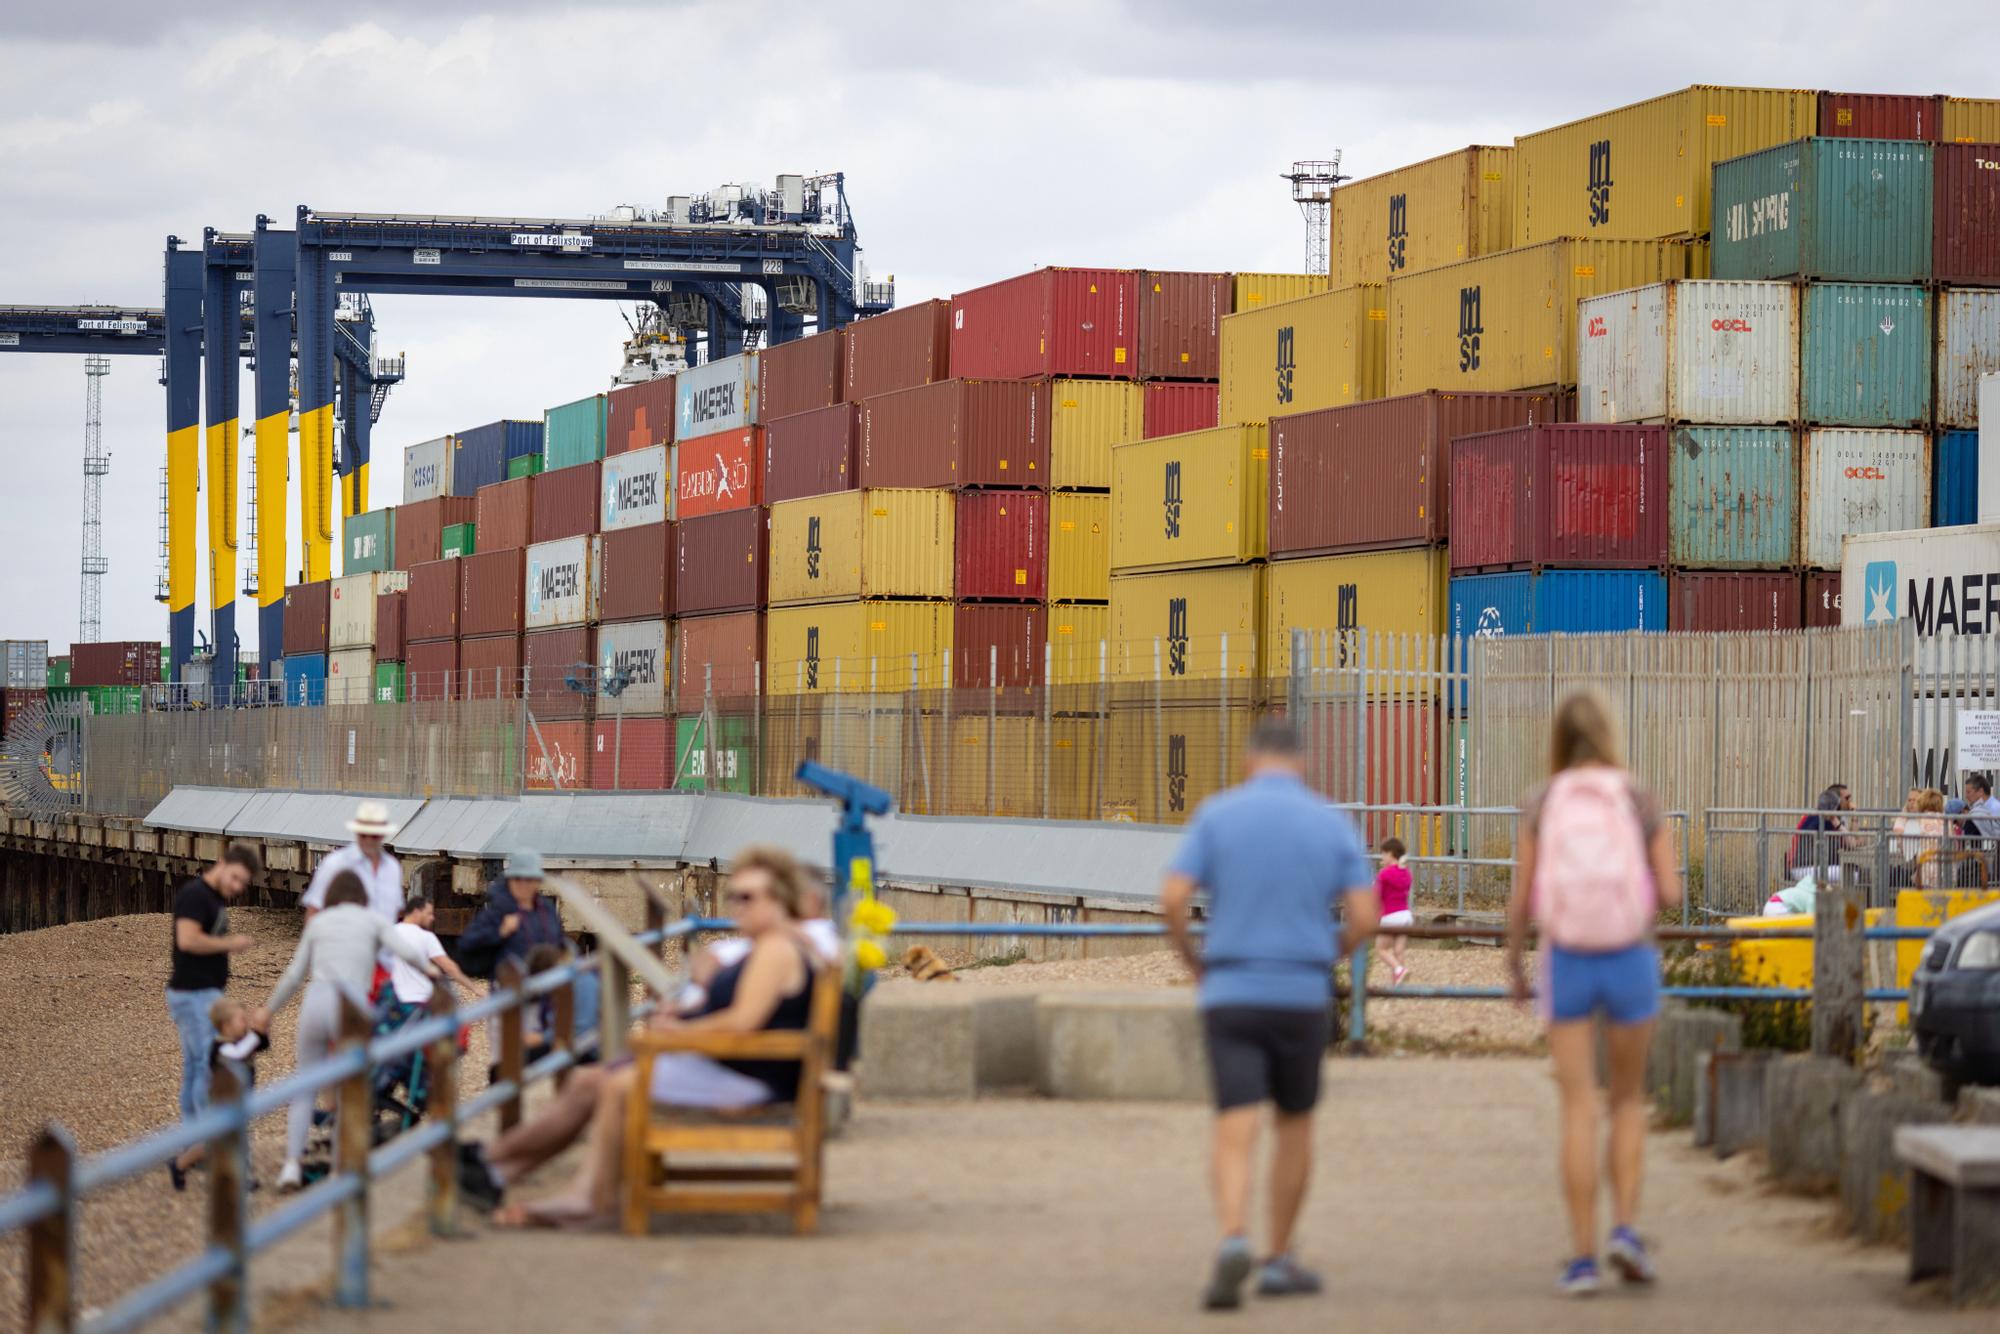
725,889,768,907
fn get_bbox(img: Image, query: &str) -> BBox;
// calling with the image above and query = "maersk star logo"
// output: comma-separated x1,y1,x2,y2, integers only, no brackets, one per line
1864,561,1897,624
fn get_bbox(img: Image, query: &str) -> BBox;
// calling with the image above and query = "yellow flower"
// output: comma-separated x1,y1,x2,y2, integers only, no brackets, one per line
854,939,887,971
850,897,898,935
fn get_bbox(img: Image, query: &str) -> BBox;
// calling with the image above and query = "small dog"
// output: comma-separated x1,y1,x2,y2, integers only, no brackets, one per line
901,944,957,982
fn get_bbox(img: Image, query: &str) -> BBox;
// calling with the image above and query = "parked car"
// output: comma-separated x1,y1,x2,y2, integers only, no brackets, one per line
1911,900,2000,1089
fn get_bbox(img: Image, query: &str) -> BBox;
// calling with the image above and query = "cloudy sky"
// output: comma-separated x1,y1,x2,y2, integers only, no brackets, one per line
0,1,1989,656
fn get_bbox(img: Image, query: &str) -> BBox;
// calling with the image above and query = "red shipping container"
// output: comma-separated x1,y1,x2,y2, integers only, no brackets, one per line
764,404,859,504
1818,92,1942,141
524,626,597,719
606,377,675,457
759,328,845,420
953,603,1047,690
590,715,671,790
69,640,164,687
1669,572,1803,632
950,268,1139,381
1448,424,1669,572
460,633,522,700
1935,143,2000,286
405,638,460,702
374,591,407,662
405,558,463,641
676,610,764,701
281,582,330,656
1139,270,1228,381
956,491,1048,601
860,379,1051,490
0,688,46,736
459,548,525,638
844,299,951,402
394,496,475,571
675,428,762,518
1804,570,1844,628
675,507,768,615
475,475,534,552
1274,390,1567,557
1143,382,1220,439
598,522,673,623
529,460,601,543
526,719,591,790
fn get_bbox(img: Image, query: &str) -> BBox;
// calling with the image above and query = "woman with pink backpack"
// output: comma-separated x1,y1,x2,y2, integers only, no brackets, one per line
1505,690,1682,1298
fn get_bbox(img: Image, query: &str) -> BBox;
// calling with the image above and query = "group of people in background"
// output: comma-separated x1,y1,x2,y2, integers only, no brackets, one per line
1782,777,2000,906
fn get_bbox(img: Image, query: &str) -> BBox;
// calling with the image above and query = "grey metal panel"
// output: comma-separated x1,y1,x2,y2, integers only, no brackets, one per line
224,792,427,846
393,798,523,858
144,786,255,834
488,794,701,865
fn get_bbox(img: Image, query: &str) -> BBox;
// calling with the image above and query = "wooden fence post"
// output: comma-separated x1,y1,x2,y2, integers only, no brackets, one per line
1812,882,1866,1061
551,975,575,1093
496,958,526,1131
332,990,374,1308
599,950,632,1065
424,987,461,1239
208,1060,251,1333
27,1125,75,1334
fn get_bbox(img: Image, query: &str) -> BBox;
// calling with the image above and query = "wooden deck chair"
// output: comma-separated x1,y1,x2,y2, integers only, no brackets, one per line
621,963,842,1235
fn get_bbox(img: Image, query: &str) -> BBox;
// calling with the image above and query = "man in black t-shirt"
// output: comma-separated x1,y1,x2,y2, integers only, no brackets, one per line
168,844,263,1122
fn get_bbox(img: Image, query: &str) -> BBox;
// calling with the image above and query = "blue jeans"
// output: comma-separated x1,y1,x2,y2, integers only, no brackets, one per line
167,986,222,1121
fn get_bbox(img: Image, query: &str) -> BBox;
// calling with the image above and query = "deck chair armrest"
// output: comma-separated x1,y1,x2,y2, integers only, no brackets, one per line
630,1030,814,1061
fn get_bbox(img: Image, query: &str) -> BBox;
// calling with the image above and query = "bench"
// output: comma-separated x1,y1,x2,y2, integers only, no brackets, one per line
1895,1125,2000,1305
621,965,842,1235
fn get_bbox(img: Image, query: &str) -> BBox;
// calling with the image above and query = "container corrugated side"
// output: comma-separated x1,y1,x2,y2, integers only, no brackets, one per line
1512,84,1818,244
601,443,672,530
767,489,954,606
1111,424,1265,573
1711,138,1932,283
374,591,405,662
543,395,608,471
474,475,533,552
678,352,760,439
953,603,1047,690
844,300,951,401
1230,274,1329,310
674,507,767,616
1800,428,1931,568
1448,569,1667,637
598,522,672,623
1936,289,2000,429
329,571,408,650
529,460,602,542
765,601,953,694
606,378,675,456
759,328,845,420
1142,382,1219,438
1049,493,1110,603
1219,285,1385,424
404,638,460,702
1048,379,1139,490
405,559,462,641
1448,424,1669,571
1819,92,1943,140
403,436,455,502
1047,604,1109,685
595,619,671,714
327,648,375,705
1,641,47,692
524,719,590,790
440,522,476,560
1668,427,1798,568
523,626,597,719
1388,239,1686,395
1935,430,1978,527
281,583,330,656
1264,549,1449,674
459,548,525,638
1801,283,1932,426
949,268,1139,380
461,633,523,701
765,404,858,504
1804,570,1843,627
1668,572,1803,631
859,379,1049,490
453,421,544,495
674,428,762,517
1943,99,2000,144
372,660,406,704
523,535,601,630
1330,145,1513,287
1935,145,2000,287
955,491,1046,601
344,508,395,574
394,496,476,570
676,610,764,701
1577,280,1799,424
1138,271,1228,381
280,654,327,706
1109,566,1263,682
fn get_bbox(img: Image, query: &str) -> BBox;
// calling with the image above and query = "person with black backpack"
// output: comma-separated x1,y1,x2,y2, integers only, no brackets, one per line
456,850,565,981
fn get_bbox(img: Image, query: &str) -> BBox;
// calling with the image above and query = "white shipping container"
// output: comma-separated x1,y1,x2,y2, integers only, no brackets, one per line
1983,374,2000,525
676,351,759,440
1936,289,2000,430
1843,523,2000,639
403,435,456,502
1578,280,1798,425
601,444,673,531
328,571,409,650
1802,429,1930,571
595,619,671,715
2,639,48,690
327,648,375,704
523,535,601,629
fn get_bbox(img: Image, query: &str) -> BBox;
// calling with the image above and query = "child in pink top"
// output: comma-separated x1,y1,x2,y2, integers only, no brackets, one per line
1377,838,1414,985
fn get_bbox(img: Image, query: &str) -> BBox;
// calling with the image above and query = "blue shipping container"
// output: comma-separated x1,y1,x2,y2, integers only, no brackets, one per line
453,421,546,495
1449,570,1669,639
282,654,327,706
1935,430,1979,528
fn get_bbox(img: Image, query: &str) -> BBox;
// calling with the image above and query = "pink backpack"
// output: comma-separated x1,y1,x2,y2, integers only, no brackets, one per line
1532,767,1654,951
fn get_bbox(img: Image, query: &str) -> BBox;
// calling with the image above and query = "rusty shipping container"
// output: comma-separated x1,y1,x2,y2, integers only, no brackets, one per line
957,490,1047,601
374,591,406,662
459,548,526,638
529,460,601,543
1448,424,1670,572
1935,144,2000,287
1818,92,1942,141
525,719,591,790
764,404,858,504
675,427,762,517
69,640,163,687
606,377,675,457
1804,570,1843,626
844,299,951,402
1330,145,1514,287
1798,428,1931,569
1577,280,1799,425
282,582,331,656
860,379,1049,490
675,507,767,615
1270,390,1565,557
1142,382,1219,439
950,268,1139,380
676,610,764,701
1668,571,1802,631
1937,289,2000,429
954,603,1047,690
394,496,476,571
597,522,672,623
523,626,597,719
589,715,670,791
1138,271,1228,381
405,558,463,641
474,474,533,552
460,633,522,700
405,637,460,702
759,328,845,420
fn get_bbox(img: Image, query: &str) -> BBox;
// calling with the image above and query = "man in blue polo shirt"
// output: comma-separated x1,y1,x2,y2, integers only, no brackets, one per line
1161,719,1378,1312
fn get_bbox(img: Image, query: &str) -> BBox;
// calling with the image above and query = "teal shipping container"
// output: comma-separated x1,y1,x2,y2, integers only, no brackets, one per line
1712,138,1932,283
1935,430,1978,527
508,452,546,480
1668,426,1798,568
1801,283,1932,427
344,507,395,574
544,396,608,471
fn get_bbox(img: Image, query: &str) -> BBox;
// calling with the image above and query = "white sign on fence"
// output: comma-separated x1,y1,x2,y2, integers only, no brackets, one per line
1954,710,2000,770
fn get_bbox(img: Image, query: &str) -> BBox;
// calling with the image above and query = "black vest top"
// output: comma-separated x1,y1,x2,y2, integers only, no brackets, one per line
697,940,815,1100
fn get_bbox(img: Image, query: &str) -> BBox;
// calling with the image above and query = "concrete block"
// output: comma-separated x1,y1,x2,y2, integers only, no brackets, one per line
1960,1086,2000,1126
1036,991,1209,1102
1840,1090,1952,1243
973,992,1038,1089
857,983,977,1100
1708,1050,1776,1159
1649,1008,1742,1127
1766,1054,1865,1193
1883,1055,1948,1105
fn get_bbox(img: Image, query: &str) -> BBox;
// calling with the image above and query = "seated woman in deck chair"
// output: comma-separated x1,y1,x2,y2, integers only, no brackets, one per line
462,845,824,1228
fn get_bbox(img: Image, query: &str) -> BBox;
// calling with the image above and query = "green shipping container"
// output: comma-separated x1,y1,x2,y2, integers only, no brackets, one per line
1668,427,1798,569
1801,283,1933,427
1712,138,1932,284
343,507,396,574
373,661,407,703
543,396,608,471
440,522,477,560
675,714,756,794
46,657,70,687
507,453,546,480
49,685,144,716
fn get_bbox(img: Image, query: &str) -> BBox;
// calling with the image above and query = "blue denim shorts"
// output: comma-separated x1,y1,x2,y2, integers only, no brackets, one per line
1546,944,1660,1025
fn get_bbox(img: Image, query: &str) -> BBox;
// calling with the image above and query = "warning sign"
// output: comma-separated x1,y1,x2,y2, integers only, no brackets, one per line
1955,711,2000,770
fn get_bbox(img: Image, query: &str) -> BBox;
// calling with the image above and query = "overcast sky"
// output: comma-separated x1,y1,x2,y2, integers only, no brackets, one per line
0,1,1991,656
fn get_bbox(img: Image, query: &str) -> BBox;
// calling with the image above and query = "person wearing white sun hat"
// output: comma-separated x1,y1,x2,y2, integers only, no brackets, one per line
301,800,406,926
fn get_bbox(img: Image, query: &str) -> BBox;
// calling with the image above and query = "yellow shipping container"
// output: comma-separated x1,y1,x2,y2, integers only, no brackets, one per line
1218,285,1386,425
1048,602,1109,686
1103,701,1258,824
1049,492,1110,602
1513,84,1817,244
1109,565,1263,682
766,489,954,607
1231,272,1330,311
1111,424,1268,573
1049,379,1140,490
1263,549,1450,676
766,600,952,694
1331,146,1514,288
1943,97,2000,143
1387,238,1686,394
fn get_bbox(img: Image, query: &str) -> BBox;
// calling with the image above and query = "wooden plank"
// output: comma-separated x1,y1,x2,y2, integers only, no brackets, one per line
645,1127,798,1154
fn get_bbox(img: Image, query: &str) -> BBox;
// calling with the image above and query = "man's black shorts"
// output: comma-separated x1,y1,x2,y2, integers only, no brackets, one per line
1203,1006,1331,1113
